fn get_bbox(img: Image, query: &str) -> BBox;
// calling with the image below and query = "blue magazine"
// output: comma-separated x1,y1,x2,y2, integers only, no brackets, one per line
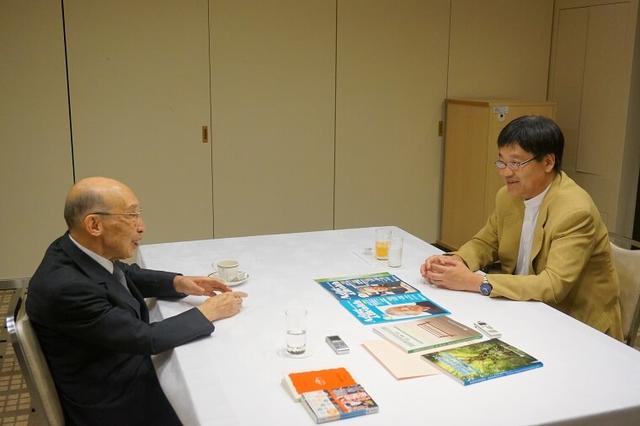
315,272,450,325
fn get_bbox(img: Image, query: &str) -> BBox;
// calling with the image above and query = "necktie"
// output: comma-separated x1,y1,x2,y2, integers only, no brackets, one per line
113,262,141,317
113,263,131,294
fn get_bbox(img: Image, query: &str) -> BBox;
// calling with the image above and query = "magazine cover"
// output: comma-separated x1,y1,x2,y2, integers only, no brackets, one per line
374,316,482,353
315,273,450,325
422,338,543,385
315,272,418,300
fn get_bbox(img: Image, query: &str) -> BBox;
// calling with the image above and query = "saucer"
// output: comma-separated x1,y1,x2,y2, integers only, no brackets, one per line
208,270,249,286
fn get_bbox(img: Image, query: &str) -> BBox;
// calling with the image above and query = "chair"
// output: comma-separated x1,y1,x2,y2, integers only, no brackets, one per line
610,241,640,347
6,287,64,426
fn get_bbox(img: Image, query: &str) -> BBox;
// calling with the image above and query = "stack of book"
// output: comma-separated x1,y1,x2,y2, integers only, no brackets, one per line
367,316,543,385
283,367,378,423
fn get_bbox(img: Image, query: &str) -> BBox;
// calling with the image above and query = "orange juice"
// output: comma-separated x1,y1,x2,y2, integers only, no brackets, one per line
375,241,389,260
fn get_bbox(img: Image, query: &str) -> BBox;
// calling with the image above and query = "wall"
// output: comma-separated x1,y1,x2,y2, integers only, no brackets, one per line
0,0,74,279
548,0,640,236
620,2,640,237
0,0,559,278
447,0,554,100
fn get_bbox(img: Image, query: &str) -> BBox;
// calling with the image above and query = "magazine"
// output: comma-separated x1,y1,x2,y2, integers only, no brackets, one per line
373,316,482,353
315,272,450,325
301,384,379,423
422,338,543,385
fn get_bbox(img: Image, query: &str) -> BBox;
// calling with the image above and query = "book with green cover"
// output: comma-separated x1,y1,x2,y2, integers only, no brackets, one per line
422,338,543,385
373,316,482,353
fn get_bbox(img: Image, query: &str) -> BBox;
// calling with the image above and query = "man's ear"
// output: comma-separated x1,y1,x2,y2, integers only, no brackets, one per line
83,214,103,236
544,153,556,172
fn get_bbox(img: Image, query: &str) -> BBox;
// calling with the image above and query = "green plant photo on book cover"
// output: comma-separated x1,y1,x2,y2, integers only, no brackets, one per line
422,338,543,385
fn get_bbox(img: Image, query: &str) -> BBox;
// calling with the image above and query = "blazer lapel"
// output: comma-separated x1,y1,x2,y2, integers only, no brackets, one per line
530,173,563,271
60,235,143,318
500,199,524,274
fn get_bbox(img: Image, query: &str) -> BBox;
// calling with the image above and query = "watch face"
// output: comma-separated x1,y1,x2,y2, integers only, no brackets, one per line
480,282,492,296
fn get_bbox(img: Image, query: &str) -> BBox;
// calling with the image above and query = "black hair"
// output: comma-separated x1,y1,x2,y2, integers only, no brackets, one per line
497,115,564,173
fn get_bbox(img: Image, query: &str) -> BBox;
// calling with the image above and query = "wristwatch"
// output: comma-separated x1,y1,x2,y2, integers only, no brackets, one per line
479,275,493,296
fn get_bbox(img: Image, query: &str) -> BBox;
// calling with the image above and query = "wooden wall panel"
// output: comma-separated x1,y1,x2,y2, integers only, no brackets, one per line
210,0,336,237
0,0,73,279
335,0,449,242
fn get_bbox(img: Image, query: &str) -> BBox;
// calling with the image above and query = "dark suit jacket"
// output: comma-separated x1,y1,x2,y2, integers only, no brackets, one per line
26,233,215,425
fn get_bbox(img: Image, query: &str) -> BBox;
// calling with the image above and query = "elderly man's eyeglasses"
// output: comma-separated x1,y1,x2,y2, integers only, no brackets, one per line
494,157,537,170
88,211,143,222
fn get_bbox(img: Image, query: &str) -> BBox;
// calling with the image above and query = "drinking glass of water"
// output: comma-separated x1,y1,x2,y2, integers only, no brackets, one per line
285,306,307,355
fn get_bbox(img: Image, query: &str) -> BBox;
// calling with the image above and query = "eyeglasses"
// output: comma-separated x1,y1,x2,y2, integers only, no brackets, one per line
494,157,537,170
88,211,143,222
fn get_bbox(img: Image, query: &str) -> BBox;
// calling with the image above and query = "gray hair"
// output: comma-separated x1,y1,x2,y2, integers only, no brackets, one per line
63,189,110,230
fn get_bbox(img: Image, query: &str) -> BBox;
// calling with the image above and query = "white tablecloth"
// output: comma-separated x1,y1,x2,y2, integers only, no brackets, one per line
139,227,640,426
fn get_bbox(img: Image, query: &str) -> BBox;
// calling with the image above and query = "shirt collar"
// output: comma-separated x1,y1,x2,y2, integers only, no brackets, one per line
68,234,115,274
524,182,552,210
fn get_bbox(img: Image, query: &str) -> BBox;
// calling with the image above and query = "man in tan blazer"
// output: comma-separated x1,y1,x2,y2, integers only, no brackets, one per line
421,115,623,340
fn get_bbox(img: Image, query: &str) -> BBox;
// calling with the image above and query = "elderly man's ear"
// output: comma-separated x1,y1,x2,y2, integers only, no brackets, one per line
83,214,104,237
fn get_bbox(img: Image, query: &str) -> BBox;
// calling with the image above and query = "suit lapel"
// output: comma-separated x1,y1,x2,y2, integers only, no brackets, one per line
530,173,563,270
60,235,143,318
500,199,524,274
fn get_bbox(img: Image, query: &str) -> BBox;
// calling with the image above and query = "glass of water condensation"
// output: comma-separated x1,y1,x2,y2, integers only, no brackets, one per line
285,306,307,355
388,234,403,267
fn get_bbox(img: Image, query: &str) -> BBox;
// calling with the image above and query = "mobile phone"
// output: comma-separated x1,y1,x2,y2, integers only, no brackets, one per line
325,335,350,354
473,321,502,338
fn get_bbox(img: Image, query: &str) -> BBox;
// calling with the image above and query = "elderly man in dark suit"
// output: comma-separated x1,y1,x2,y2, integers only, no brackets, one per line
27,177,247,425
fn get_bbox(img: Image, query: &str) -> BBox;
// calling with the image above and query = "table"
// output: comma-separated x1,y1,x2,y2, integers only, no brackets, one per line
139,227,640,426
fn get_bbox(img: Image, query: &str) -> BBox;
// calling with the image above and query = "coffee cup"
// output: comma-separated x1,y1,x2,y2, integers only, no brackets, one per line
216,259,239,282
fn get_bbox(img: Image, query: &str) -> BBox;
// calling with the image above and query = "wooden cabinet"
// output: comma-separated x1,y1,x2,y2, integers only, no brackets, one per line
334,0,449,242
439,99,555,250
549,0,640,237
0,0,73,279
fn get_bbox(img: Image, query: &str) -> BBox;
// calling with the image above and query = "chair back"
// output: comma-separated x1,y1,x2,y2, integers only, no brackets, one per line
610,242,640,347
6,288,65,426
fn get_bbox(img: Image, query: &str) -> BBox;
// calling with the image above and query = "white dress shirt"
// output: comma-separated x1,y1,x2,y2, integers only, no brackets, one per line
515,184,551,275
68,234,130,293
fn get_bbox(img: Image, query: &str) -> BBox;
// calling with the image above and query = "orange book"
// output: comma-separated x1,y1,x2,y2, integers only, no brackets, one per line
283,368,356,401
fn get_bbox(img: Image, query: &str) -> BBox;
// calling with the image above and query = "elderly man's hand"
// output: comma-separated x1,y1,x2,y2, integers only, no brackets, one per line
197,291,248,321
173,275,231,296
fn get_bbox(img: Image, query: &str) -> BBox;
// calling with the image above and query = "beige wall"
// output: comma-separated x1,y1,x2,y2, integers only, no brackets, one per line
2,0,615,278
0,0,74,279
448,0,554,100
620,2,640,235
334,0,449,242
548,0,640,237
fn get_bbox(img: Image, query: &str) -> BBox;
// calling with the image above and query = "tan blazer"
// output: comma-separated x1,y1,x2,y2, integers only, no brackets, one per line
455,172,623,340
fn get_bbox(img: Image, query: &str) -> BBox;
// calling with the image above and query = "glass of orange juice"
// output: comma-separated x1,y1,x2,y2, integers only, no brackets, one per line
375,228,391,260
